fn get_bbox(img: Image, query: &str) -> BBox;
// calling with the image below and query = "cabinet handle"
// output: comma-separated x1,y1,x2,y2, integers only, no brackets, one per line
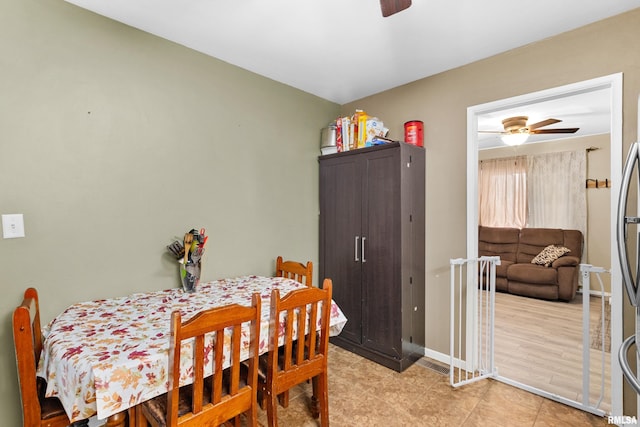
362,237,366,263
354,236,360,261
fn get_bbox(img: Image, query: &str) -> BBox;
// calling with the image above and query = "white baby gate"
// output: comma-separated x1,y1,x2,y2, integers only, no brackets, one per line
449,256,500,387
449,257,610,416
579,264,609,416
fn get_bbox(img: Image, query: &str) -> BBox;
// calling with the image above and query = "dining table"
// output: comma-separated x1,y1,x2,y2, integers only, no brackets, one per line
37,275,347,427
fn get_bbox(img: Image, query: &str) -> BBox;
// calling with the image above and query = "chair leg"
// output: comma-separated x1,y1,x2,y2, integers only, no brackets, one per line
319,372,329,427
310,376,320,419
266,389,279,427
311,374,329,426
129,406,139,427
258,382,267,410
277,390,290,408
248,402,258,427
135,405,151,427
104,411,127,427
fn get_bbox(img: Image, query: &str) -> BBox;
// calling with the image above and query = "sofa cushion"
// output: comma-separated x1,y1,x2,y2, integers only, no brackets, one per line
552,255,580,268
480,275,508,292
507,263,557,285
516,228,565,264
495,260,512,278
495,276,508,292
531,245,571,267
478,226,519,263
508,282,559,300
562,230,583,257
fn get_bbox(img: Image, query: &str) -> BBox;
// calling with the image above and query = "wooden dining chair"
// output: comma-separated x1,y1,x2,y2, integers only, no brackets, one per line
138,293,261,427
272,256,314,408
12,288,71,427
262,278,332,427
275,256,313,287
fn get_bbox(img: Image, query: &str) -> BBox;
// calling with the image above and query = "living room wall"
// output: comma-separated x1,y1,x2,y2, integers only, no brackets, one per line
0,0,338,424
341,8,640,414
478,133,612,294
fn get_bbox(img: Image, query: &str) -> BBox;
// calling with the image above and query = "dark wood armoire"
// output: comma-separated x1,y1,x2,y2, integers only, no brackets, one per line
319,142,425,372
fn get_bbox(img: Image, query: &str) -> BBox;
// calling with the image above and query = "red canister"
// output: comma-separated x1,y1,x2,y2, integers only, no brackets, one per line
404,120,424,147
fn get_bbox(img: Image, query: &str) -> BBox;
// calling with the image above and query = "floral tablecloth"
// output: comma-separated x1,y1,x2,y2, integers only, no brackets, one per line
37,276,347,422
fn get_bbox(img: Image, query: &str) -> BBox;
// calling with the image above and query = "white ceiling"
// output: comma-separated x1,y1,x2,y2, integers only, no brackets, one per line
477,88,612,150
65,0,640,105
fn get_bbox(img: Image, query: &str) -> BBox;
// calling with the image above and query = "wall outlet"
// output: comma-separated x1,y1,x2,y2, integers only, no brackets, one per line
2,214,25,239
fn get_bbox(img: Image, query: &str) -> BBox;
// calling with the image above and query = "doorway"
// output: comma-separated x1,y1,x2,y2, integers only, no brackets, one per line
466,74,623,415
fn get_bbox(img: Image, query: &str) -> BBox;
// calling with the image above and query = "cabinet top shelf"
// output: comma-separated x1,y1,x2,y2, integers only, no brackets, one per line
318,141,424,160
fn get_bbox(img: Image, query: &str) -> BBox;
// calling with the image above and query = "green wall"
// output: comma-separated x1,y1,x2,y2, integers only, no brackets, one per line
0,0,338,424
5,0,640,423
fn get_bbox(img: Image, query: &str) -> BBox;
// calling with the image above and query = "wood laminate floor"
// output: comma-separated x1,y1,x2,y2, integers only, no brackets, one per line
492,291,611,414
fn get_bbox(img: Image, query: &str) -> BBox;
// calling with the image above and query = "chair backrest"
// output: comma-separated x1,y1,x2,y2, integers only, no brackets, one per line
13,288,45,426
266,278,332,397
275,256,313,287
166,293,261,426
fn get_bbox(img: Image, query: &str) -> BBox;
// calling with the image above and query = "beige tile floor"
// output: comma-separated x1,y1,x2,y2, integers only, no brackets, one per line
250,344,609,426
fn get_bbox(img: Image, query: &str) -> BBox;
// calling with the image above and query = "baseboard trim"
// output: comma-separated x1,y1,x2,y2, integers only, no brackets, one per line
577,288,612,300
423,347,466,370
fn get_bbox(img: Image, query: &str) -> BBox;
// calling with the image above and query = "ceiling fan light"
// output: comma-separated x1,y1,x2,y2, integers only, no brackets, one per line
501,133,529,146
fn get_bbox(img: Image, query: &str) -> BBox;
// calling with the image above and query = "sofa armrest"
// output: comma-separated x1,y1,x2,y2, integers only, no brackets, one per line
551,256,580,268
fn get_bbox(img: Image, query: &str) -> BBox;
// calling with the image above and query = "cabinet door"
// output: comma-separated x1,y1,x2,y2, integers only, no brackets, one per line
361,148,402,357
319,156,363,344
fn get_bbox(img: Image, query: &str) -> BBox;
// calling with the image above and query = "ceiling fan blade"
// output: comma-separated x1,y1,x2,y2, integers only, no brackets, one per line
380,0,412,17
527,118,561,130
530,128,579,134
478,130,506,134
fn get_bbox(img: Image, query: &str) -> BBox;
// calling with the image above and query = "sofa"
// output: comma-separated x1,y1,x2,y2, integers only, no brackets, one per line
478,226,583,302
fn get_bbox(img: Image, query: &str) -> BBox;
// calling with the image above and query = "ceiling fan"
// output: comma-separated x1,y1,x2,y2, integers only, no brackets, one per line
479,116,579,146
380,0,411,17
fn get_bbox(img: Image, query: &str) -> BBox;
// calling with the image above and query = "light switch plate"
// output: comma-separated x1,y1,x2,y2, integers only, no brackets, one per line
2,214,25,238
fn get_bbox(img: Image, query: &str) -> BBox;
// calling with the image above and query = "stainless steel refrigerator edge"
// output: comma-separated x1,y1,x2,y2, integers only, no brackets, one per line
617,96,640,403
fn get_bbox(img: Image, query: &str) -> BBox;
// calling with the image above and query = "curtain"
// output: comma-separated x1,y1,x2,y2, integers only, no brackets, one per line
478,156,527,228
526,150,587,237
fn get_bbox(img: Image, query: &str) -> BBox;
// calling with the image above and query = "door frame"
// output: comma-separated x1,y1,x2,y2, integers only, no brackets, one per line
466,73,623,416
